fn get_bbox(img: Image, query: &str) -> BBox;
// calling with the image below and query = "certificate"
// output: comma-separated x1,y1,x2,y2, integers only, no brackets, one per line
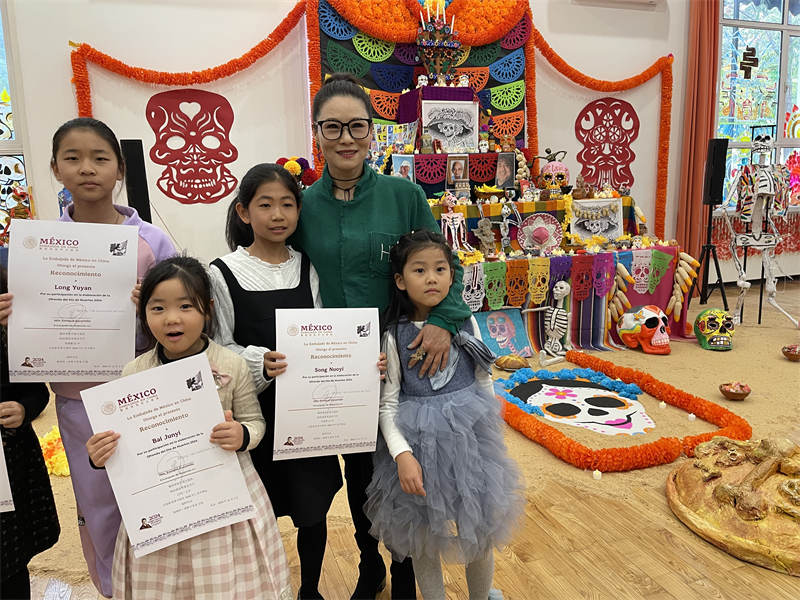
7,219,138,382
81,353,254,557
0,439,14,513
274,307,380,460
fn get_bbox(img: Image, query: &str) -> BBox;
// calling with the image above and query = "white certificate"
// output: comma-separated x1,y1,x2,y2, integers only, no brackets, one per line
7,219,138,382
81,353,254,557
0,439,14,513
274,307,380,460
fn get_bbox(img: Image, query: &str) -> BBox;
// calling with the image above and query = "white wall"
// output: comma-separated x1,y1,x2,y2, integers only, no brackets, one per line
7,0,689,262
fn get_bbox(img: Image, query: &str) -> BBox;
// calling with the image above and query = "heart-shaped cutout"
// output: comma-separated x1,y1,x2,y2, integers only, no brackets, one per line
179,102,201,120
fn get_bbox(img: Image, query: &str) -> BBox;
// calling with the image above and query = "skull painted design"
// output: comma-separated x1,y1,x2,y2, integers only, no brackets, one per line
540,160,570,191
575,97,640,190
631,249,651,294
693,308,735,351
462,263,486,312
528,257,550,305
146,89,238,204
617,305,671,355
510,378,654,436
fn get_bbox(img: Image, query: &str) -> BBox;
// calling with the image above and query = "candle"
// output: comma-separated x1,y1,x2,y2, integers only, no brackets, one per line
659,401,666,409
420,11,425,27
688,413,696,421
451,15,455,31
427,3,430,21
592,469,602,480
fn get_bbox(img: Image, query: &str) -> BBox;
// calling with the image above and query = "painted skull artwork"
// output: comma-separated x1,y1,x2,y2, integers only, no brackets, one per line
540,160,570,191
574,97,640,190
694,308,735,351
617,305,671,355
146,89,239,204
476,310,533,357
509,377,654,436
422,101,478,153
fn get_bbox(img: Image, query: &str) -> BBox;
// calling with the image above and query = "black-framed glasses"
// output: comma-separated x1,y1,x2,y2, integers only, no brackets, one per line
316,118,372,140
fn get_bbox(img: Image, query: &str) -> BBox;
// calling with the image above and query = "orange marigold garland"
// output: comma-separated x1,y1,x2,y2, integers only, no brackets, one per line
306,0,325,175
70,0,306,117
498,351,751,472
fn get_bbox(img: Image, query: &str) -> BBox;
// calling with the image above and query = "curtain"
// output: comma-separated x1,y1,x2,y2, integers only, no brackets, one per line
675,0,720,264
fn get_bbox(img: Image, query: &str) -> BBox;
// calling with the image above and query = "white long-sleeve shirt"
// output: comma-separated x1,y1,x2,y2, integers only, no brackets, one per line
379,316,494,460
209,246,323,393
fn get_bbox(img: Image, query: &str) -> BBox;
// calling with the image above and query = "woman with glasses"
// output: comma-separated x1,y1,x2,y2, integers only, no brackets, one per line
290,73,471,600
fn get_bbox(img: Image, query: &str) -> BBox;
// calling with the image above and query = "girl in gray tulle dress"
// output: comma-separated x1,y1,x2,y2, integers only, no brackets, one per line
365,231,523,600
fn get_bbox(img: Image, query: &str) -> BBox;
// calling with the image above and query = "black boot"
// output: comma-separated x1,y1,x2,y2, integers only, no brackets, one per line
350,560,387,600
389,557,416,600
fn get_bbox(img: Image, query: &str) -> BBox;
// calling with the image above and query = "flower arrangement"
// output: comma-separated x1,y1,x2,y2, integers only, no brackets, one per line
498,351,752,472
39,425,70,477
276,156,319,189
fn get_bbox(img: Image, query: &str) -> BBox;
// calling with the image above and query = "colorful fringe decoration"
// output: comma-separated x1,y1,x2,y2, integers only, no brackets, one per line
38,425,70,477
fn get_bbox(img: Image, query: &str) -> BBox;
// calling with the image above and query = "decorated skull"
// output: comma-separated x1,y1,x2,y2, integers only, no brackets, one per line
486,311,517,350
461,263,486,312
693,308,735,351
458,74,470,87
478,138,489,153
146,90,238,205
510,377,654,436
417,74,429,88
617,305,671,355
575,97,640,190
540,160,570,191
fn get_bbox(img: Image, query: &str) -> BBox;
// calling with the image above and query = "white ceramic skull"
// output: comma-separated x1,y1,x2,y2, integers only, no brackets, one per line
458,74,470,87
461,263,486,311
417,74,429,88
479,139,489,153
552,280,570,302
631,249,651,294
510,378,654,436
616,305,671,355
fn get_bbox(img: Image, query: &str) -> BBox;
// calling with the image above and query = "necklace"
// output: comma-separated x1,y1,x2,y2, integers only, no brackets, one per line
330,168,364,201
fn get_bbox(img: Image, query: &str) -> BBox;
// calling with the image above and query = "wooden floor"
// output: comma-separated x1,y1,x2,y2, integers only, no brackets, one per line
279,476,799,600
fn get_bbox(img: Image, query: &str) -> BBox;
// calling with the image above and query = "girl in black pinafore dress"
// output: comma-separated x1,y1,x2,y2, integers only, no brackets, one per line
209,164,342,600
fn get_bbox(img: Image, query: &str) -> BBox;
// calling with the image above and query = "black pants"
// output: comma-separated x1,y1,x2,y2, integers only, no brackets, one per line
343,452,416,599
0,566,30,600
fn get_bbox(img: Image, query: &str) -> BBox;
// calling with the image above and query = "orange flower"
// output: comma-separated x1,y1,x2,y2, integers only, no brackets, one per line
500,351,752,472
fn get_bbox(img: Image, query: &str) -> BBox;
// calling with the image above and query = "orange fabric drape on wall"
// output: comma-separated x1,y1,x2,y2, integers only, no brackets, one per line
675,0,720,262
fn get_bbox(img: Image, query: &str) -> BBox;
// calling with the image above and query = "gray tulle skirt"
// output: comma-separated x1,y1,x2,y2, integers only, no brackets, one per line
364,382,524,563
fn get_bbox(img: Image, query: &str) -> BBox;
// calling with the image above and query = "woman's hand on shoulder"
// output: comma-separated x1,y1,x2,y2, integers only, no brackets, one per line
407,324,451,378
210,410,244,451
0,292,12,326
377,352,387,381
86,431,120,467
396,451,426,496
263,351,287,379
131,282,141,308
0,401,25,429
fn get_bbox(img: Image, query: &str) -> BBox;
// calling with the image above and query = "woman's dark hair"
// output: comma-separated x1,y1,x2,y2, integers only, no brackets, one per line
51,118,125,177
382,230,457,331
138,255,215,343
225,163,302,250
311,72,372,121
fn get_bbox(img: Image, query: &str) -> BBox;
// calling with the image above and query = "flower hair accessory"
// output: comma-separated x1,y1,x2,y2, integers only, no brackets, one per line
277,156,319,189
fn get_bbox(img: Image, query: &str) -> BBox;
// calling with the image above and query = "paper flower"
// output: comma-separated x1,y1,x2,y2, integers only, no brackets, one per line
284,160,302,176
39,425,70,477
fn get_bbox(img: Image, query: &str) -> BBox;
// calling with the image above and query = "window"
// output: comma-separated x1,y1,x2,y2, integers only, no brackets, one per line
717,0,800,206
0,6,29,247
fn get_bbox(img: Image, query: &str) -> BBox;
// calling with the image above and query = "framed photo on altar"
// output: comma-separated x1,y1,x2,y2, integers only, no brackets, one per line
392,154,415,182
446,153,469,186
570,198,623,242
422,100,479,154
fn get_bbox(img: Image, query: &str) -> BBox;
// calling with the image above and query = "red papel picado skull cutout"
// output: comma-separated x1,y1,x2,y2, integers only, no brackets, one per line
146,89,239,204
616,305,671,355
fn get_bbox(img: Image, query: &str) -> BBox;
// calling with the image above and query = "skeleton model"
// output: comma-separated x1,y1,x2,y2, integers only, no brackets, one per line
723,135,797,327
494,202,522,253
439,191,474,252
523,281,572,366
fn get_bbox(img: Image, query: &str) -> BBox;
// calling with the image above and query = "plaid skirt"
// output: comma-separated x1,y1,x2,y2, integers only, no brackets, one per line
112,452,292,600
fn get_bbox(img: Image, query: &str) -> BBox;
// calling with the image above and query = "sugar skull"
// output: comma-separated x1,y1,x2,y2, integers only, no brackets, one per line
146,89,238,205
510,378,654,436
478,138,490,153
462,263,486,312
458,74,470,88
631,249,651,294
575,97,640,190
417,74,429,88
694,308,735,351
617,305,671,355
540,160,570,191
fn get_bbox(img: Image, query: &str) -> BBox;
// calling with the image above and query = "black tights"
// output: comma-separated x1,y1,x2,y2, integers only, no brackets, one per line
297,520,327,598
0,567,31,600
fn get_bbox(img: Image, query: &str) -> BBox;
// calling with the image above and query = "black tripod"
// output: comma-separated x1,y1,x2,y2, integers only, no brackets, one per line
687,201,728,310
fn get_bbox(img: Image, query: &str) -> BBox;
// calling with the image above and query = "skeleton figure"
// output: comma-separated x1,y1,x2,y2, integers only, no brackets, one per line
523,281,572,367
471,217,496,256
723,135,798,327
493,203,521,252
439,191,474,252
